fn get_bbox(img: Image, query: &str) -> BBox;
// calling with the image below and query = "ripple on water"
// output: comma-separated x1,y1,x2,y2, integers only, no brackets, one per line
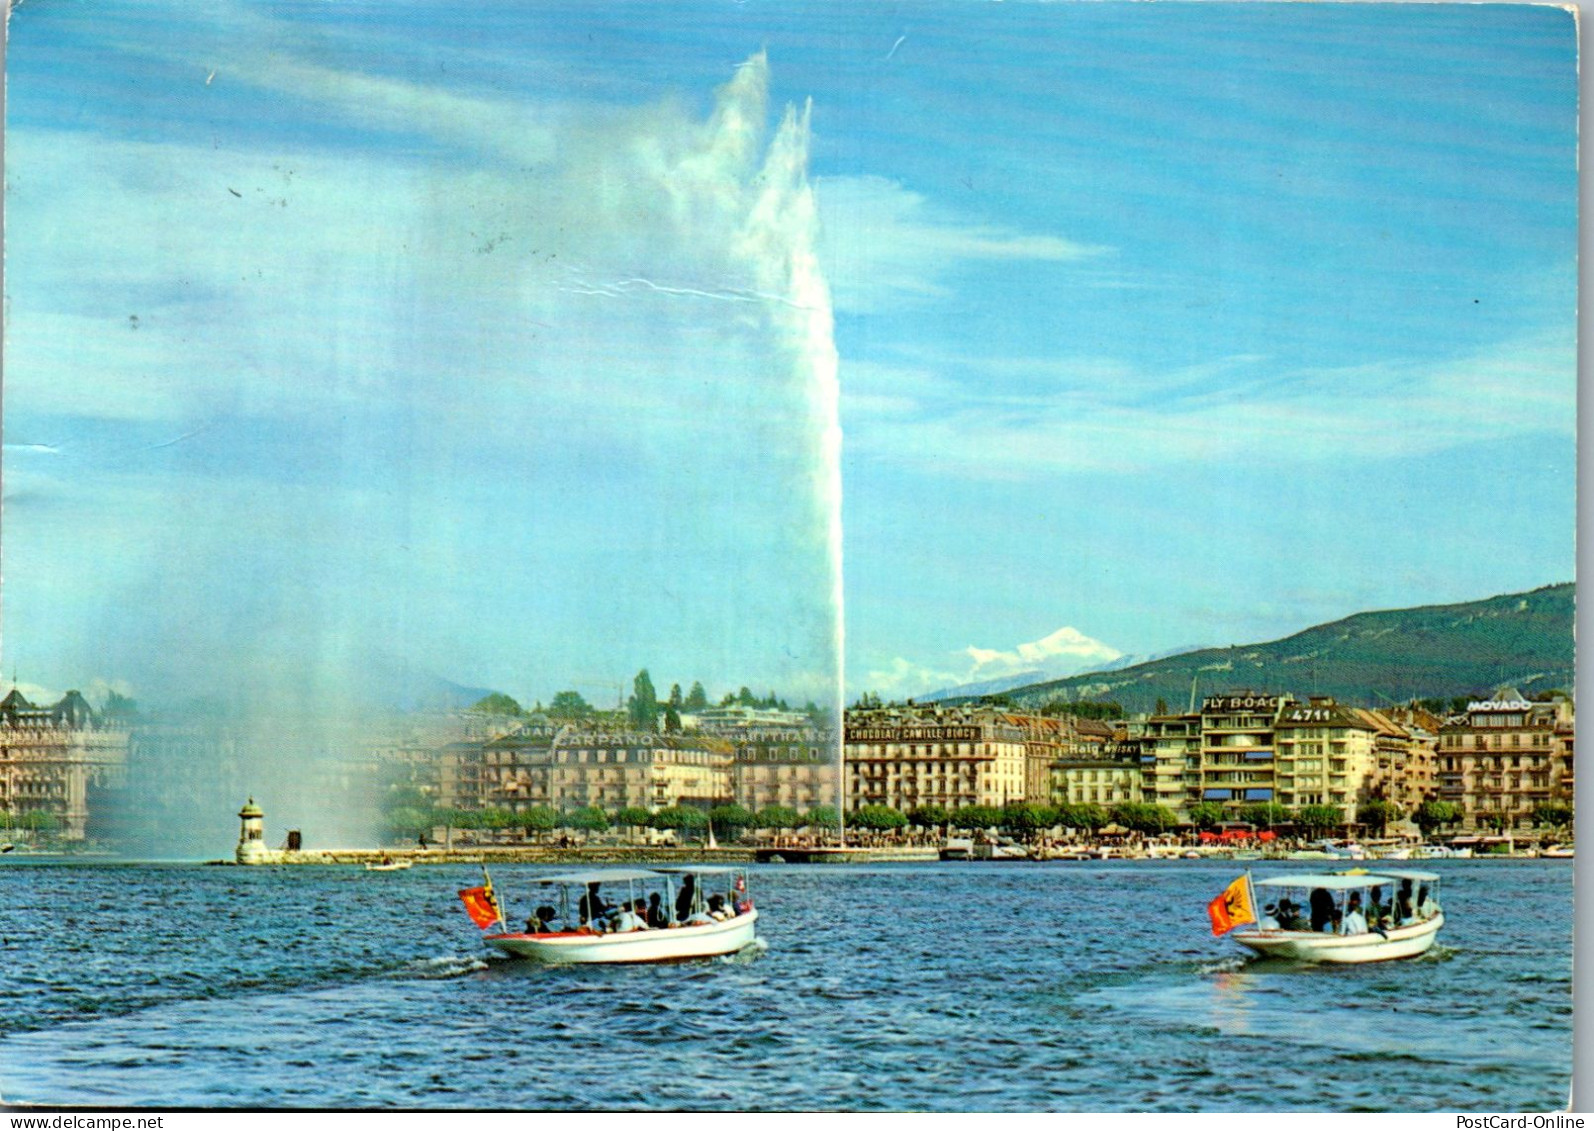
0,860,1573,1110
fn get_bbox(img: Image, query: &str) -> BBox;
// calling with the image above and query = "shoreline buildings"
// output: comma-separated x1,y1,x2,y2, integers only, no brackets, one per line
9,680,1574,843
0,689,128,840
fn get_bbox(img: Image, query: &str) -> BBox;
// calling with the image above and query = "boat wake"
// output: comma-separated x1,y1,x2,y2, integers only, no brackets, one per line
395,954,491,980
718,938,769,964
1192,955,1250,976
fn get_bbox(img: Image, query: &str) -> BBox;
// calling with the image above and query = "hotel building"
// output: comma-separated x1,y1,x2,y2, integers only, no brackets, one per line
1437,691,1574,830
844,704,1028,812
0,689,129,840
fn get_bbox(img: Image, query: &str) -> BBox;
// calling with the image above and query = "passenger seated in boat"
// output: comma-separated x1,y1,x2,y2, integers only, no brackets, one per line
646,892,669,928
630,898,652,928
1367,885,1388,928
1323,908,1342,934
1309,888,1335,932
675,875,697,922
578,883,611,926
1396,879,1415,924
1277,899,1308,931
526,905,561,933
1418,886,1438,920
609,903,644,932
1260,903,1281,930
707,894,730,921
1340,893,1368,936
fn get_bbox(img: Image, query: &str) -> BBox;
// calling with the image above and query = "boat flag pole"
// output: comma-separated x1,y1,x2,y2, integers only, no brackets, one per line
482,859,507,933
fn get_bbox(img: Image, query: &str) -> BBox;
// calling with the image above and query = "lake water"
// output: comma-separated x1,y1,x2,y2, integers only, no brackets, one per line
0,859,1572,1111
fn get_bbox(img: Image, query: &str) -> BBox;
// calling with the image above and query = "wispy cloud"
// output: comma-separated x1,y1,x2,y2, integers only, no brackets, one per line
815,174,1108,313
843,329,1575,477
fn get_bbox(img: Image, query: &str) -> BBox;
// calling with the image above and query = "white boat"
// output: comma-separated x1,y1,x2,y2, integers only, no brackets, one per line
1542,844,1575,858
464,866,760,964
365,858,413,872
1219,869,1445,964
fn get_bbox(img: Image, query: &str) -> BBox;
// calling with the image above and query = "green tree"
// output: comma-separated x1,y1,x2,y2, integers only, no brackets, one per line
385,806,431,842
547,690,593,721
736,686,757,707
708,804,755,838
1187,802,1227,831
520,806,558,842
1239,801,1290,829
802,805,840,831
471,692,524,716
479,807,515,831
852,804,909,833
614,807,653,841
663,705,682,733
1295,804,1346,837
1111,802,1177,835
1154,697,1170,716
651,806,709,833
668,683,684,710
565,806,610,833
435,807,478,831
1059,803,1109,833
907,803,950,830
1412,799,1459,838
1001,801,1058,841
950,805,1003,831
1357,799,1403,837
628,669,660,731
1531,802,1574,830
755,805,800,830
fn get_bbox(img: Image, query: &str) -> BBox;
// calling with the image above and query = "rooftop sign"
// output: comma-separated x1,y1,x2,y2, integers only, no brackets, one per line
1202,695,1289,712
847,726,983,743
1467,700,1532,712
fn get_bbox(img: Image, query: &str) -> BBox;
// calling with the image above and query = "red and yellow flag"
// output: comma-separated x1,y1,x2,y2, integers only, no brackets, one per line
1207,874,1256,936
458,884,501,929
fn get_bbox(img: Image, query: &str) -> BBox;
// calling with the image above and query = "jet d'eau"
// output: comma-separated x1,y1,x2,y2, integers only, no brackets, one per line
4,49,847,855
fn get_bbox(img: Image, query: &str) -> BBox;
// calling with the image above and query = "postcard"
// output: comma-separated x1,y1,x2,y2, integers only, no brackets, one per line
0,1,1577,1115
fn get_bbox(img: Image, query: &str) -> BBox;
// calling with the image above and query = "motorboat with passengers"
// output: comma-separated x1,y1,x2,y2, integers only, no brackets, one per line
458,865,758,963
1210,868,1444,964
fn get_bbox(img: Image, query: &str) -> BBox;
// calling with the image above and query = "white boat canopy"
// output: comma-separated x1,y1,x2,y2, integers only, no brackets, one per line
535,868,665,885
1254,873,1408,890
1368,869,1441,883
651,865,747,875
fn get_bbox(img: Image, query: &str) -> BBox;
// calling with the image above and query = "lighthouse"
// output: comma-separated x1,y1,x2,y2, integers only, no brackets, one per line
236,797,269,864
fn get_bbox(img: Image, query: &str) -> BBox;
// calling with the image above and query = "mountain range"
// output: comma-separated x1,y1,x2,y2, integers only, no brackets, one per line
937,582,1575,716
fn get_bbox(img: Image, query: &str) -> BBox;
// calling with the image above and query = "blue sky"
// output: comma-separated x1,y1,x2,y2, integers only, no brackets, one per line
3,2,1577,709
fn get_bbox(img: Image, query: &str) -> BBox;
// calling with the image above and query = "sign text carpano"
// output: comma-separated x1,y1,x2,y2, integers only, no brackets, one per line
847,726,983,743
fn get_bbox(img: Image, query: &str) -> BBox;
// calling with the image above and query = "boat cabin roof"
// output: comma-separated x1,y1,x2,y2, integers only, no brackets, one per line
536,868,664,885
1256,872,1408,891
1367,868,1441,883
651,865,747,875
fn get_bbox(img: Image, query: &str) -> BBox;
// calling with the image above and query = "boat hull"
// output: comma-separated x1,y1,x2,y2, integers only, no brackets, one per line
1231,913,1443,964
485,910,759,964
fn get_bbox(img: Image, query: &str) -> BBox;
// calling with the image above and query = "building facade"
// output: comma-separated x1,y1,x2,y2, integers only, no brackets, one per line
0,689,129,840
1437,691,1575,830
844,704,1027,812
1196,693,1293,814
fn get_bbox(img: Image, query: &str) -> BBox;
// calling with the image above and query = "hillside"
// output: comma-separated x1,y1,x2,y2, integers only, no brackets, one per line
950,583,1575,715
